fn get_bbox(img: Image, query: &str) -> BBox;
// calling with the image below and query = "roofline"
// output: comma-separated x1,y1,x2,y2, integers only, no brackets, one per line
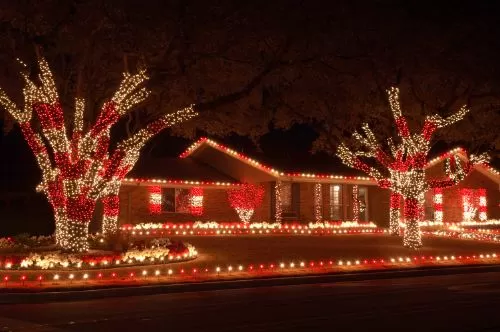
179,137,377,184
425,147,500,184
122,178,242,189
131,142,498,186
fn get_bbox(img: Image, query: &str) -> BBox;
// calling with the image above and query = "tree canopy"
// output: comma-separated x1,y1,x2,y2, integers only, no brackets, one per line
1,0,499,162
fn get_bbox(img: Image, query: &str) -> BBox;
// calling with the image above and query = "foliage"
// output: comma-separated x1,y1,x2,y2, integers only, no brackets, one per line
0,1,498,164
227,183,265,210
0,234,55,253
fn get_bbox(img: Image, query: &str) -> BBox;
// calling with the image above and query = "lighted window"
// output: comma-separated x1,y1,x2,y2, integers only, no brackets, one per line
329,184,343,220
161,188,190,213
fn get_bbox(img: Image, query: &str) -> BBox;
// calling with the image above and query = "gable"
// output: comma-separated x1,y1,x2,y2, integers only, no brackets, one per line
181,139,279,182
425,147,500,185
180,137,376,185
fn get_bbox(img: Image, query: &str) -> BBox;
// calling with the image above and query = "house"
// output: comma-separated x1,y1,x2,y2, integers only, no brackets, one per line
117,138,500,227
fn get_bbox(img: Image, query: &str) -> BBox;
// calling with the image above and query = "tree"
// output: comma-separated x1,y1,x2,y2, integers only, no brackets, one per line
0,58,196,252
337,87,489,249
227,183,264,225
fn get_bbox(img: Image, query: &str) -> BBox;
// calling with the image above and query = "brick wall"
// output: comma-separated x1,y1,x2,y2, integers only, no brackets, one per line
425,163,499,222
368,186,390,227
118,182,272,225
299,183,315,221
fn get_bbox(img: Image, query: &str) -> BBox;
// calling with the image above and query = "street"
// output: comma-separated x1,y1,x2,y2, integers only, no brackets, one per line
1,271,499,331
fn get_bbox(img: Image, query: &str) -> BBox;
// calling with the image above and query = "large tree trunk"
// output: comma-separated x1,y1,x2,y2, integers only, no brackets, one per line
403,197,423,249
102,193,120,234
51,192,95,253
389,191,401,235
55,212,91,253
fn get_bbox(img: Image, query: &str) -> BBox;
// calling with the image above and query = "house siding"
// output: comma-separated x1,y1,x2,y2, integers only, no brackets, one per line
367,186,391,227
425,163,500,222
116,152,498,227
118,182,272,225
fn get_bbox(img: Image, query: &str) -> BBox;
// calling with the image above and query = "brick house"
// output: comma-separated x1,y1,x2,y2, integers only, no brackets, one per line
118,139,500,227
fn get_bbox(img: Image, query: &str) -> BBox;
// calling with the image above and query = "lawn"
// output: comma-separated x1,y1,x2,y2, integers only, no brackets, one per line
165,234,500,269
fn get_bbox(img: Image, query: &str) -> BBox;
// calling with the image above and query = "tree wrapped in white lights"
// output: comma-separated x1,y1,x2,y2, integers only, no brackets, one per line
0,58,197,252
337,87,489,249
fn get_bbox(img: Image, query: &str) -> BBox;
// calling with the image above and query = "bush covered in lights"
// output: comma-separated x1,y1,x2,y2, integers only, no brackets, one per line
0,236,197,270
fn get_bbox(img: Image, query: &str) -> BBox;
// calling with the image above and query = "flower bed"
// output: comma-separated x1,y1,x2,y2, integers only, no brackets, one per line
425,229,500,244
0,235,55,252
121,220,378,232
0,240,197,270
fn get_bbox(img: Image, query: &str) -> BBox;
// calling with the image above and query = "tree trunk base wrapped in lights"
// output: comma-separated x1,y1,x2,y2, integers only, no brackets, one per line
403,198,423,249
59,219,90,253
389,192,401,236
102,193,120,234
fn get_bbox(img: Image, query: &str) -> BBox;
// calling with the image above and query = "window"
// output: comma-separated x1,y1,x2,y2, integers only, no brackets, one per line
329,184,343,220
358,186,368,221
281,182,293,213
161,188,190,213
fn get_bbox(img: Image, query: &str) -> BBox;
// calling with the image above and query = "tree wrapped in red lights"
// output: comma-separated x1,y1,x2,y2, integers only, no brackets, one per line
0,58,197,252
338,87,489,249
227,183,265,225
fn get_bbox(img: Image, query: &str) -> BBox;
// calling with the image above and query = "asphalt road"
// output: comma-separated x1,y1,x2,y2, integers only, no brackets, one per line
1,271,500,332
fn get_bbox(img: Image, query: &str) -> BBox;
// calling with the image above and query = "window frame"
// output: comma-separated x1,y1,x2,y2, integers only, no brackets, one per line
329,184,343,220
161,187,191,213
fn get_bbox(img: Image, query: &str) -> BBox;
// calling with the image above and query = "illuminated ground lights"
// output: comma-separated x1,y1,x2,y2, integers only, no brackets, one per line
119,221,380,236
337,86,490,249
0,244,198,270
0,252,498,289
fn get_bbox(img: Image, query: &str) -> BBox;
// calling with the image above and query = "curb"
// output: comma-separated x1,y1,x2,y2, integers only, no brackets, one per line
1,264,500,304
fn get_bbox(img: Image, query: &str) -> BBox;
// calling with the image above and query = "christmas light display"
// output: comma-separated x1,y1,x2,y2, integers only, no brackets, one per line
1,251,497,289
478,189,487,221
189,187,204,216
181,137,374,182
227,183,265,224
149,186,162,214
433,188,443,223
337,87,489,249
389,192,401,235
314,183,322,222
123,178,240,187
352,185,360,222
0,58,197,252
461,189,477,221
275,181,283,223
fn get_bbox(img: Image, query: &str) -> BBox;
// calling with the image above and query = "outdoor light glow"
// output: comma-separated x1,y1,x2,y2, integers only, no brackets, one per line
336,86,489,249
314,183,322,222
228,183,264,224
477,189,487,221
189,187,204,216
433,188,443,223
149,186,162,214
352,185,360,223
389,192,401,235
